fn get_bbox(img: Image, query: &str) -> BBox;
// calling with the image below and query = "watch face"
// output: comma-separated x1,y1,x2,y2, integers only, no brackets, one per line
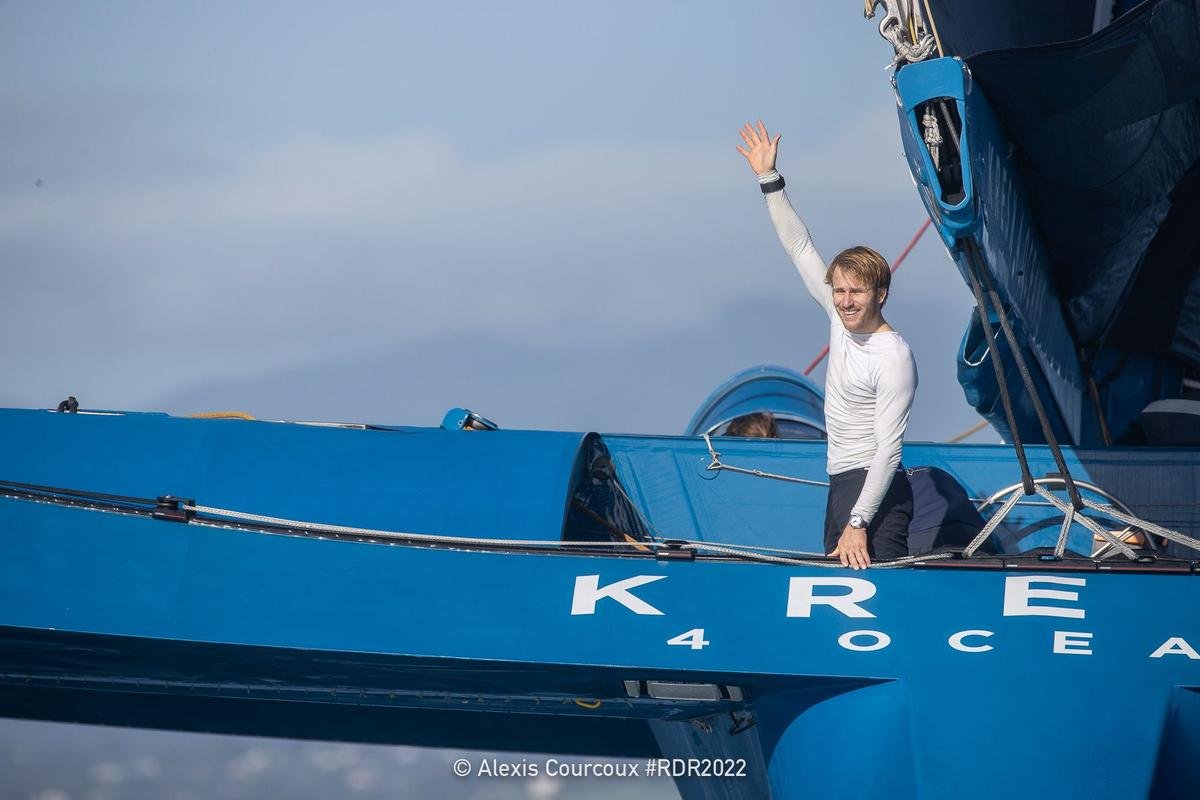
850,515,865,528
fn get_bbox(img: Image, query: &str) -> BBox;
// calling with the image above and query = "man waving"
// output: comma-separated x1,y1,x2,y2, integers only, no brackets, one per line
738,120,918,569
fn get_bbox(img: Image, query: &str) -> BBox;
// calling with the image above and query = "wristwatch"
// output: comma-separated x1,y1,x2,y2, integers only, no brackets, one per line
849,513,867,530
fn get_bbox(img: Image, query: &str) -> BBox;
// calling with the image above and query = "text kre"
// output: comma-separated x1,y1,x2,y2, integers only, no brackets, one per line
570,574,1199,660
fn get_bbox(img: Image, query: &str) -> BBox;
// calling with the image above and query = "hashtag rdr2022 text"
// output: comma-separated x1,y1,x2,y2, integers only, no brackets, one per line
644,758,748,778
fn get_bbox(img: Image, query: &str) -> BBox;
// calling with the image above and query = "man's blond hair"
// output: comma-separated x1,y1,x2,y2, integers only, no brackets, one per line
824,246,891,301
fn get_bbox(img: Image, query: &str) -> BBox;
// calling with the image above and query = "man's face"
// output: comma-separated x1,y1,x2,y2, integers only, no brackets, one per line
830,266,887,333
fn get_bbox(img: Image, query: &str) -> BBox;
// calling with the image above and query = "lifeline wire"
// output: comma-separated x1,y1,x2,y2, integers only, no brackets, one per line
0,477,948,567
185,501,952,568
702,434,830,488
694,447,1199,562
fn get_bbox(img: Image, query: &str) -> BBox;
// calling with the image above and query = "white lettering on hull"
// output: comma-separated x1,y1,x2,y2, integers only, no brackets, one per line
1002,576,1087,619
787,577,877,618
570,575,666,616
566,574,1196,664
1150,637,1200,660
838,630,891,651
948,630,995,652
1053,631,1094,655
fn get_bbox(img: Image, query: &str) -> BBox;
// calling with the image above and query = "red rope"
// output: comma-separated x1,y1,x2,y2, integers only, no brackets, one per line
802,217,933,376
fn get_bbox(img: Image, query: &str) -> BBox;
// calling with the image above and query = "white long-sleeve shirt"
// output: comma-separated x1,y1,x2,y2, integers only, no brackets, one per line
758,170,918,523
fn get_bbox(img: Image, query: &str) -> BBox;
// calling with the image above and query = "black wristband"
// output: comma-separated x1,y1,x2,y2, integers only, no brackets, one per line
759,175,786,194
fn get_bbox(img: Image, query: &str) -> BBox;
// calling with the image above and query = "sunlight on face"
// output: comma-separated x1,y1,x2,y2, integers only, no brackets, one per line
830,267,886,333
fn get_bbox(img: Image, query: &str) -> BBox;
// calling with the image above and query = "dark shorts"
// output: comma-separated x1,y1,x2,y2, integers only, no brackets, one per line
824,468,913,560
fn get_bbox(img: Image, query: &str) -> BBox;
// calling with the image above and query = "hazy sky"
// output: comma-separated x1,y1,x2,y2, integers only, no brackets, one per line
1,1,984,441
0,3,992,795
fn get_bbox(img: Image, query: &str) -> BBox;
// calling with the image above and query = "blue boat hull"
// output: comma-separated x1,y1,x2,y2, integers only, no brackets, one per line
1,420,1198,799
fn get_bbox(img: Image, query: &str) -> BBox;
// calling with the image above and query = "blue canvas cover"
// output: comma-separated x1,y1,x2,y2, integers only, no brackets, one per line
959,0,1200,360
904,0,1200,444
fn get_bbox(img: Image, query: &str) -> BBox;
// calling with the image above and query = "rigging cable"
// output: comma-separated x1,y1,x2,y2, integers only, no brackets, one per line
962,238,1084,510
0,477,949,569
920,0,945,57
959,242,1037,498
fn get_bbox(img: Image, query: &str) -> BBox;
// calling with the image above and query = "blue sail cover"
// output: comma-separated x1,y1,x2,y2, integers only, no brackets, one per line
926,0,1105,57
920,0,1200,442
962,0,1200,354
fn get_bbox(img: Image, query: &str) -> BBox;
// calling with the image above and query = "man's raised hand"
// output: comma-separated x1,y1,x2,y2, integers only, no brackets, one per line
736,120,781,176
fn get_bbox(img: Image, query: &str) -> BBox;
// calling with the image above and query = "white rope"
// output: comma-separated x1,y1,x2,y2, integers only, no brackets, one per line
1054,503,1075,560
923,106,942,169
1081,498,1200,553
698,540,953,569
963,490,1021,558
1034,486,1139,561
866,0,937,67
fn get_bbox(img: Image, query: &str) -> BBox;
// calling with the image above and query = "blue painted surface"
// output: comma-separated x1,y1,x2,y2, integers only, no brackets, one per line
894,57,1087,445
0,407,587,542
893,58,976,247
0,487,1197,799
606,431,1200,557
683,365,825,439
0,408,1198,798
6,404,1198,559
